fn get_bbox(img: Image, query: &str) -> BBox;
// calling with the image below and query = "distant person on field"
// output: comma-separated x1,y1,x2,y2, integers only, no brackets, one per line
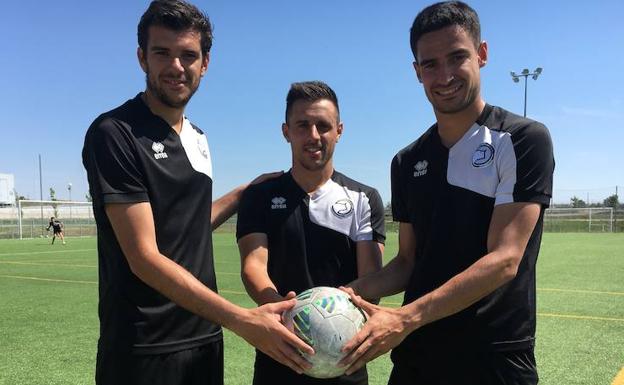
81,1,312,385
339,2,555,385
236,81,385,385
47,217,65,245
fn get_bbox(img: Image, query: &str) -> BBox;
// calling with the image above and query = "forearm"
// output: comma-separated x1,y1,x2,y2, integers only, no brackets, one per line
400,249,518,333
350,253,413,300
129,251,246,329
241,265,283,305
211,184,246,229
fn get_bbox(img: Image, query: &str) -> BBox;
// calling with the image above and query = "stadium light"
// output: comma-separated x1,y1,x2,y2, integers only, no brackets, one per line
510,67,543,117
67,182,72,219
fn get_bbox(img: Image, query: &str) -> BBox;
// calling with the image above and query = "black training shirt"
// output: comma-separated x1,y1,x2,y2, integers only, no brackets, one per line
236,171,386,295
390,104,554,361
82,94,221,355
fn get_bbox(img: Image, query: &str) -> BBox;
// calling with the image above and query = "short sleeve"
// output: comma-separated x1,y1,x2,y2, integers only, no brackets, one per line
391,154,409,222
368,189,386,244
83,118,149,206
355,189,386,244
495,122,554,207
236,183,269,240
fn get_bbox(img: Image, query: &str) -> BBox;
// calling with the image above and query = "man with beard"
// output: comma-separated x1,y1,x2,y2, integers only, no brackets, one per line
82,2,312,385
339,2,554,384
236,81,385,385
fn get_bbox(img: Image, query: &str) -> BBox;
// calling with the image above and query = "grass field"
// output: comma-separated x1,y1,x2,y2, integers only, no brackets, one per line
0,233,623,385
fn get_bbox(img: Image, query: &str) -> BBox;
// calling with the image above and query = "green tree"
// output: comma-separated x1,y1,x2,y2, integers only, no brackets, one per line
570,196,587,208
603,194,619,208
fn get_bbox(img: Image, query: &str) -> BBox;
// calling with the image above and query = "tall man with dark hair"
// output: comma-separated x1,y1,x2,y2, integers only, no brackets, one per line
236,81,385,385
340,2,554,384
82,2,312,385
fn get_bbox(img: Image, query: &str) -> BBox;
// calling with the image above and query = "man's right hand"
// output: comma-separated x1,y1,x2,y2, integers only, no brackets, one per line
230,297,314,374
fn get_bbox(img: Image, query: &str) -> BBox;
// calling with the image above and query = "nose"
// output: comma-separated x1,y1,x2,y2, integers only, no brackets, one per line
170,57,184,73
309,125,321,140
437,64,455,85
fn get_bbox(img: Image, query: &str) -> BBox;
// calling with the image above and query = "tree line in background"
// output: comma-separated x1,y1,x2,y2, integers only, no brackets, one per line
383,194,622,216
568,194,621,209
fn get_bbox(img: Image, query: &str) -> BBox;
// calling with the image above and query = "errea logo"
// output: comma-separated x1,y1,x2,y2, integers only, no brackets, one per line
413,160,428,177
271,197,287,209
152,142,168,159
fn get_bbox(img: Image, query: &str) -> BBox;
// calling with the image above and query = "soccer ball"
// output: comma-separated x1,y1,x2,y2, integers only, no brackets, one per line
283,286,367,378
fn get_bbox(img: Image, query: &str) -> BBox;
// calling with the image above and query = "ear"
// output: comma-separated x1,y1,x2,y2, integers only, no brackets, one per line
413,61,423,83
336,122,344,142
200,52,209,77
137,47,148,73
477,41,488,68
282,123,290,143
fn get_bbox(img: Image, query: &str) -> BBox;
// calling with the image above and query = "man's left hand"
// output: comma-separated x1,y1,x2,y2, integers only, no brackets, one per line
339,293,412,375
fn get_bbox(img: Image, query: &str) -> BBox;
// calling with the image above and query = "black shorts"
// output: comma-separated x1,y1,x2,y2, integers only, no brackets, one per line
95,340,224,385
388,348,538,385
252,350,368,385
53,229,62,235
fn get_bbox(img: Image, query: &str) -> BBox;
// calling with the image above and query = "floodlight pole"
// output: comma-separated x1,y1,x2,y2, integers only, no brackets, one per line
67,183,73,219
39,154,44,238
510,67,543,117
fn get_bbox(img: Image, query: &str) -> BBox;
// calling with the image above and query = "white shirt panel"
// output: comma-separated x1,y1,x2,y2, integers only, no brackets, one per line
308,179,374,242
447,124,515,201
179,118,213,178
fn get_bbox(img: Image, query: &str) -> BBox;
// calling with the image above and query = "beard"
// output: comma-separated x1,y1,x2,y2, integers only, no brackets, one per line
145,70,199,109
298,145,333,172
429,81,480,115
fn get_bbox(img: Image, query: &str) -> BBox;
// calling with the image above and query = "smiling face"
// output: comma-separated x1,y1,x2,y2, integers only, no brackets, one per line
414,25,487,115
282,99,343,174
138,25,208,110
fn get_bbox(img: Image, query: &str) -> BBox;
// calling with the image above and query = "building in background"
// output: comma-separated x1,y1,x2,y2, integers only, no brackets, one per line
0,173,15,206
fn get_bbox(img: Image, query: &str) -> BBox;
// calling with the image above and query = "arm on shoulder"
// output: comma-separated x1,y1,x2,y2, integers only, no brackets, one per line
211,171,283,230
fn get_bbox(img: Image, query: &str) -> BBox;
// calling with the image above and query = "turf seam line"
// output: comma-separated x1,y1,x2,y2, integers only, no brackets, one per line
612,366,624,385
2,275,623,323
0,249,96,257
538,287,624,296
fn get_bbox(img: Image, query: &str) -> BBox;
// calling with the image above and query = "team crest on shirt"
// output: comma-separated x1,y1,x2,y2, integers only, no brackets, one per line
271,197,287,209
413,160,428,177
472,143,495,168
152,142,168,159
197,138,208,159
331,199,354,218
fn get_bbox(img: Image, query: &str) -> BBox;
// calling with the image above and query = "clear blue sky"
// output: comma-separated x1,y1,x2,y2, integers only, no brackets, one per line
2,0,623,205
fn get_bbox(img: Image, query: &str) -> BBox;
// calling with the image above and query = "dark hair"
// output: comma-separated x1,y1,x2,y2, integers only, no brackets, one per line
410,1,481,61
138,0,213,56
285,81,340,123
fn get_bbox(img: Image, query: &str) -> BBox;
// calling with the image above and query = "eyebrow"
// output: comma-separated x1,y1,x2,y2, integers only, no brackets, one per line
419,47,471,66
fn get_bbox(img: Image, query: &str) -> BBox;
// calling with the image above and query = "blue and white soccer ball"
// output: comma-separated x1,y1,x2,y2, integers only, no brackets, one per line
283,286,367,378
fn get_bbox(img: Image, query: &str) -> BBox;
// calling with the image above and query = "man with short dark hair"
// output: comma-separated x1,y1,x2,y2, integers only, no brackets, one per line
237,81,385,385
82,2,312,384
46,217,65,245
340,2,554,384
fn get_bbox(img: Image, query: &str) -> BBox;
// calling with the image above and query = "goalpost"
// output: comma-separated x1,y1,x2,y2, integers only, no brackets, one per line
17,200,95,240
544,207,614,233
